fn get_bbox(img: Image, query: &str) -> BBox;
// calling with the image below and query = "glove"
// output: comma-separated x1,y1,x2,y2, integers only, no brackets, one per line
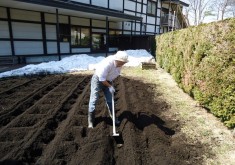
108,86,115,94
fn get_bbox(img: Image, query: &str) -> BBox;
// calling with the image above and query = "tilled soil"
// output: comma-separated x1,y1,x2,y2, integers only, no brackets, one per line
0,73,208,165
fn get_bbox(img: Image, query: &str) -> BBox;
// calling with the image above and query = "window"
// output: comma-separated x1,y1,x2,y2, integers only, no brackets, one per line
147,1,156,16
59,24,70,42
109,30,121,47
71,26,90,47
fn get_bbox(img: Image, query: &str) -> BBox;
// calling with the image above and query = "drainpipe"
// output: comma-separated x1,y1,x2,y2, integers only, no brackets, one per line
140,20,142,35
7,8,16,60
56,9,61,61
168,0,172,32
106,17,109,57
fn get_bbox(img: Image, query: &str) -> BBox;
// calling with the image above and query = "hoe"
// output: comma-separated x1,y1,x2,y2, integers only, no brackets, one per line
112,93,119,136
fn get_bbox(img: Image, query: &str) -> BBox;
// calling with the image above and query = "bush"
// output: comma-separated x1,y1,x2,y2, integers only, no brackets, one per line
156,18,235,128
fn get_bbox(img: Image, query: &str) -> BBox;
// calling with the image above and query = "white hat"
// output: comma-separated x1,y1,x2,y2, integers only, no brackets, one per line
114,51,129,63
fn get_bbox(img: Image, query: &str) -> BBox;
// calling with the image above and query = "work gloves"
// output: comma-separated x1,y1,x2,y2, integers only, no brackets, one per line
108,86,115,94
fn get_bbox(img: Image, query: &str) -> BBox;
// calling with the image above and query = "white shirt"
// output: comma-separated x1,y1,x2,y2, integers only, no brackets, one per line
95,55,121,81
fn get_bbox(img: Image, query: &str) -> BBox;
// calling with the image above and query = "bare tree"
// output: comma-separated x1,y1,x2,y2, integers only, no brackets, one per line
183,7,191,25
211,0,235,20
227,0,235,17
187,0,211,25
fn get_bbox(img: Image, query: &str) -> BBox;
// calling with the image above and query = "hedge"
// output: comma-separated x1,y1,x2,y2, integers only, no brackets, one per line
156,18,235,128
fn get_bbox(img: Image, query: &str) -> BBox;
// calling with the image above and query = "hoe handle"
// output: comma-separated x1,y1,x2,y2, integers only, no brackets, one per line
112,93,119,136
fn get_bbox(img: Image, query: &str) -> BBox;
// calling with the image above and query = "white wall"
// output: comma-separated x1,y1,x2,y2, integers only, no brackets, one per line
11,9,40,22
147,17,155,24
92,0,108,8
26,56,59,63
71,17,90,26
14,41,43,55
146,24,155,33
0,21,10,38
72,48,91,53
125,0,136,11
135,22,141,31
110,0,123,11
46,25,57,40
47,42,57,54
142,4,147,14
60,43,70,53
45,14,68,24
156,17,161,25
137,3,142,13
0,41,11,56
0,7,7,18
92,20,106,28
92,28,106,33
12,22,42,39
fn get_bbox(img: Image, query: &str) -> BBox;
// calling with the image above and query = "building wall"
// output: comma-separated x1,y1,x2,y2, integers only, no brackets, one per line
0,0,185,63
0,6,123,62
69,0,163,35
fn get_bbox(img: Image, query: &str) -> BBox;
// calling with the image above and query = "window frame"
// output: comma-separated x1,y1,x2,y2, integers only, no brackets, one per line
71,25,91,48
147,0,156,16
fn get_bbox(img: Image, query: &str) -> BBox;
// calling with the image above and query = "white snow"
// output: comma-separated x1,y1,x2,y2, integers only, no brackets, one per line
0,49,154,78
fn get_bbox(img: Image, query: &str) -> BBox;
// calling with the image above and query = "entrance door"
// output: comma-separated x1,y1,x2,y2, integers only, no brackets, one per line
92,33,106,52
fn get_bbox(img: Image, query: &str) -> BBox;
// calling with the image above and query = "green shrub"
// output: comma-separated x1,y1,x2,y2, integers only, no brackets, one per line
156,18,235,128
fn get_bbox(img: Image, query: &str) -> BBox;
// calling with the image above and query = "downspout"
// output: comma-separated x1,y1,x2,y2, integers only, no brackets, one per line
106,16,109,57
7,8,15,59
56,9,61,61
168,0,172,32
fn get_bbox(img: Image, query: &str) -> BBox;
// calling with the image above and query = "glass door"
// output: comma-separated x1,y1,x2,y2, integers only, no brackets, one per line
92,33,106,52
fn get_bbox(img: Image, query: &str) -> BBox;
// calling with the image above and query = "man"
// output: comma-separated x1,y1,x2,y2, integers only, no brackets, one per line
88,51,129,128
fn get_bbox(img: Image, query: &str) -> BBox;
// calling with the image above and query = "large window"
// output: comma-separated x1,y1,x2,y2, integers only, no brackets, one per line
71,26,90,47
147,0,156,16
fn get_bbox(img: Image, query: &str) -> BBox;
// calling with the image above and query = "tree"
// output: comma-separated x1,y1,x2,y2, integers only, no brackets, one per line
211,0,235,20
186,0,211,25
227,0,235,17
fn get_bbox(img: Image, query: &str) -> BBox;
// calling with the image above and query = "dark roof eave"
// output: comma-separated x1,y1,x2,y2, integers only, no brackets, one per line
162,0,189,7
14,0,143,21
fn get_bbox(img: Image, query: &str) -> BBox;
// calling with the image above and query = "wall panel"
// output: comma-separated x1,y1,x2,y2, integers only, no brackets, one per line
12,22,42,39
0,21,10,38
0,41,11,56
0,7,7,18
15,41,43,55
11,9,40,22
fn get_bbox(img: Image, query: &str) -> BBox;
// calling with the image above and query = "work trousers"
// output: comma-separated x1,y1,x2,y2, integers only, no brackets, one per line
88,74,113,114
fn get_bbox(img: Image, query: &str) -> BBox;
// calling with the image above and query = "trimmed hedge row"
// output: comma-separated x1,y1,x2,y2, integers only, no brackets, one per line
156,18,235,128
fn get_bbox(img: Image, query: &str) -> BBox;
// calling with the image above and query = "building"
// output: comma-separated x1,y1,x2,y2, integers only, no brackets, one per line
0,0,189,64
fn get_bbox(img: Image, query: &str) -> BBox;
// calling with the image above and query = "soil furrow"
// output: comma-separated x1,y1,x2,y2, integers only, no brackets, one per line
7,76,92,163
0,77,66,127
0,76,83,160
36,77,91,164
0,79,33,96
